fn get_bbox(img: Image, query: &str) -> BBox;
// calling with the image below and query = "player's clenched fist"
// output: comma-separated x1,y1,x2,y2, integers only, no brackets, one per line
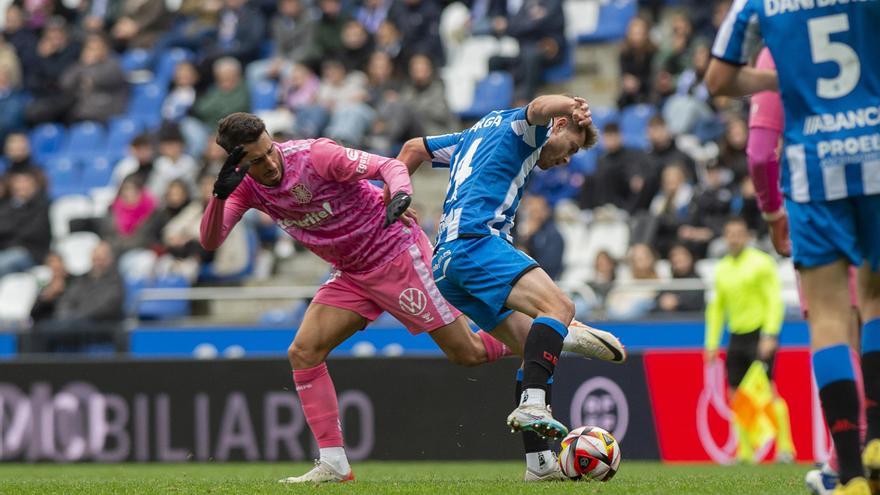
213,145,249,200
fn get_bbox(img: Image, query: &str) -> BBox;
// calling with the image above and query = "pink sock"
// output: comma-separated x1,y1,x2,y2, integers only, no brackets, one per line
293,363,343,448
478,330,512,362
828,349,866,473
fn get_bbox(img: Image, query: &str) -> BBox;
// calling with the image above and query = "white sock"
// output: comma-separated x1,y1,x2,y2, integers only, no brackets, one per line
520,388,546,407
526,450,556,474
319,447,350,474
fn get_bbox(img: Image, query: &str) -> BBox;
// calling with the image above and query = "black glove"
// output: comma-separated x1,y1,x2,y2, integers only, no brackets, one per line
384,191,412,228
213,146,248,200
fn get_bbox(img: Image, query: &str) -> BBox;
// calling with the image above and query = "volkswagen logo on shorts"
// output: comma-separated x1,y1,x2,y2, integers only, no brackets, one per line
398,288,427,316
570,377,629,442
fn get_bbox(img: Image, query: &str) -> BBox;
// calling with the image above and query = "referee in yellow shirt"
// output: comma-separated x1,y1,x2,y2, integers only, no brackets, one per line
705,217,794,463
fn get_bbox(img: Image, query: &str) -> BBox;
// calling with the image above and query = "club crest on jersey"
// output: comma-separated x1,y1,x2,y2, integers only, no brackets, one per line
290,183,312,203
399,288,427,316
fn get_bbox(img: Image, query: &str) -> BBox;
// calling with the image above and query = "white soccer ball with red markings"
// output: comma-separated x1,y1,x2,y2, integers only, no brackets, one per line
558,426,621,481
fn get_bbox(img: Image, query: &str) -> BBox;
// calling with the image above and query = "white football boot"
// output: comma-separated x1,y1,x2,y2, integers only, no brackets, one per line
524,452,567,481
565,321,627,363
507,404,568,439
804,463,837,495
278,460,355,484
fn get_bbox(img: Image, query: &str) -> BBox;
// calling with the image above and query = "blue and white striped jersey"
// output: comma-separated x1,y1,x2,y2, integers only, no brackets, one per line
424,106,551,244
713,0,880,202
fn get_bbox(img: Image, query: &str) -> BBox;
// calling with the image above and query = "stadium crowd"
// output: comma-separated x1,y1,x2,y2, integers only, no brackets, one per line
0,0,781,351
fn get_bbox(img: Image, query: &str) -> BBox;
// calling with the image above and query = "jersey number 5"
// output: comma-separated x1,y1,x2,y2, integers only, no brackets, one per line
808,13,860,99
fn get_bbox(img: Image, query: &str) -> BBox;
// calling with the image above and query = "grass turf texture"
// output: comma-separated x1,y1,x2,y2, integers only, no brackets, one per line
0,461,811,494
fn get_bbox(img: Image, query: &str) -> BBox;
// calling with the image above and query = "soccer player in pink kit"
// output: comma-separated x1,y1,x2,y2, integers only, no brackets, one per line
748,48,865,495
200,113,623,483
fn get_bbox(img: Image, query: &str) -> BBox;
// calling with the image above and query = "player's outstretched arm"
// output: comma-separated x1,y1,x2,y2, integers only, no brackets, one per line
526,94,592,127
705,58,778,97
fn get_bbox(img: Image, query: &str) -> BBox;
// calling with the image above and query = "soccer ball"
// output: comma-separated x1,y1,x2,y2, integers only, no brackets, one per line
558,426,621,481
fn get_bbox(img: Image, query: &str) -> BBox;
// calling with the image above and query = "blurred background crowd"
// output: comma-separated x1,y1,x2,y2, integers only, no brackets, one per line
0,0,794,353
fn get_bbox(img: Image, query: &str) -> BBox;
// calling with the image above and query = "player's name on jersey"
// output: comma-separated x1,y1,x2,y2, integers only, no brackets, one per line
470,114,503,131
803,104,880,136
765,0,875,17
814,133,880,165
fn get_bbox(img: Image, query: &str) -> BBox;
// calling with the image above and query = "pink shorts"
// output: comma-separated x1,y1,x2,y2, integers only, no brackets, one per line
312,231,461,334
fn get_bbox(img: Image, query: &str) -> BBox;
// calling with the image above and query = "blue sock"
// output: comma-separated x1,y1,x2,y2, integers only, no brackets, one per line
813,344,861,483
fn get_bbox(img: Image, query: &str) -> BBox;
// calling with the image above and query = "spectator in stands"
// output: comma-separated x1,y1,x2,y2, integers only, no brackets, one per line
145,0,221,64
487,0,565,103
0,171,51,277
109,0,170,51
654,243,704,314
588,250,617,310
648,162,694,258
678,163,732,259
200,0,266,82
731,176,766,238
280,62,321,116
3,6,37,74
26,241,126,353
718,115,749,182
339,20,374,72
0,73,27,154
663,41,714,136
151,124,199,198
29,252,69,322
245,0,314,90
2,132,47,189
579,122,651,212
198,134,227,177
313,58,374,146
150,179,200,281
618,16,656,108
103,174,157,253
23,17,79,125
60,33,128,124
390,0,444,66
0,34,22,89
401,54,454,136
365,51,401,108
516,194,564,280
161,61,199,123
111,132,155,190
647,115,696,180
607,243,660,320
183,57,250,157
309,0,350,63
374,19,403,66
653,12,694,106
357,0,392,34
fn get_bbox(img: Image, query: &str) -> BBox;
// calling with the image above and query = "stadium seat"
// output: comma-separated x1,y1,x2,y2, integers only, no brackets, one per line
29,123,66,161
120,49,152,73
590,107,619,134
55,231,101,276
80,155,115,190
118,249,158,280
577,0,637,43
49,194,94,238
570,147,599,176
105,116,143,160
543,41,575,84
64,121,107,159
458,71,514,121
0,157,7,174
620,104,655,150
250,79,279,112
154,48,194,86
135,274,191,320
199,227,258,283
127,82,166,129
0,272,39,323
44,155,83,198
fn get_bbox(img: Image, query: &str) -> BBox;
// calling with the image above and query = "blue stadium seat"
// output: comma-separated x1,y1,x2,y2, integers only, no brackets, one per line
578,0,636,43
458,72,514,121
136,274,192,320
105,116,143,160
120,49,151,73
64,121,107,158
80,155,115,189
44,155,83,198
570,147,599,176
29,123,66,161
154,48,194,86
591,107,620,133
250,79,279,112
127,82,166,129
0,157,7,174
620,104,656,150
543,41,575,84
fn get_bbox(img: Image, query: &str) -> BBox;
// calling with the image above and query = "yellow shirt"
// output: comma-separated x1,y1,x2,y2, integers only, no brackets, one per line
704,247,784,352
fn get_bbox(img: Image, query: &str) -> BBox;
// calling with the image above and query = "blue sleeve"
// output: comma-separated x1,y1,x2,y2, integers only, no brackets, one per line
423,132,463,168
510,105,550,149
711,0,761,65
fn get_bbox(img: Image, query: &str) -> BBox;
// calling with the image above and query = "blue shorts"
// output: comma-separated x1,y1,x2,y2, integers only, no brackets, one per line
786,194,880,270
432,235,539,332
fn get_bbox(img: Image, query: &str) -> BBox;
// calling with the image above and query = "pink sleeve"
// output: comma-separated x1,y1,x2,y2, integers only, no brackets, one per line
309,138,413,195
748,48,784,132
199,193,250,251
746,126,783,214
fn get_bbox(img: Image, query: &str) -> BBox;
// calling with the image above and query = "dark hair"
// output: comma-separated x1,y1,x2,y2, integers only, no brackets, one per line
130,132,153,148
603,122,620,134
216,112,266,152
724,216,748,229
158,123,184,143
648,115,666,127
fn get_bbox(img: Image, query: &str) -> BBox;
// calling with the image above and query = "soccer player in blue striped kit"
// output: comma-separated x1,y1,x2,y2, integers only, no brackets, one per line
707,2,880,493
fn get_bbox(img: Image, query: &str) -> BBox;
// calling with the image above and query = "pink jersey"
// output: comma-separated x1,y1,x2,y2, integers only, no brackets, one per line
748,48,783,132
201,138,417,273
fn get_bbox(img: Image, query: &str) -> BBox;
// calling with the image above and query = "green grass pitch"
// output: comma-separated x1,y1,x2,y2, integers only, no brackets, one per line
0,461,812,494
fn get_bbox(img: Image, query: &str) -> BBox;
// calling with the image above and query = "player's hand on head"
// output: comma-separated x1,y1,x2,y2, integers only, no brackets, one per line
572,96,592,127
213,145,249,200
383,191,412,229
